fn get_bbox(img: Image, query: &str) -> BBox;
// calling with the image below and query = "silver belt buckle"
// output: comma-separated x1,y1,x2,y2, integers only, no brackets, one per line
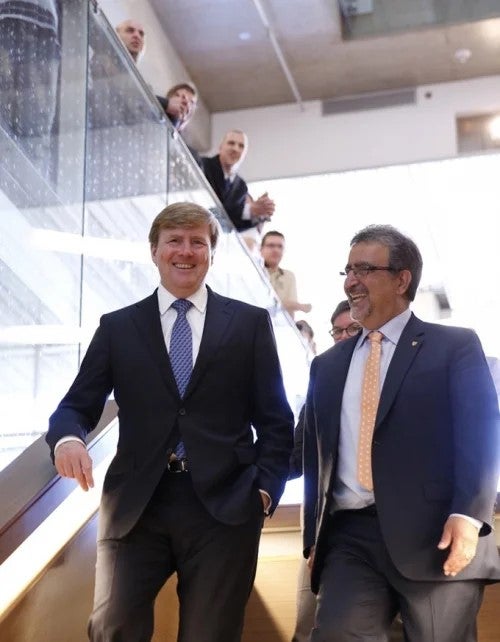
168,458,188,473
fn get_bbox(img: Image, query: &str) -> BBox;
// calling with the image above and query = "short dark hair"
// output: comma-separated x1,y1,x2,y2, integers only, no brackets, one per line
149,202,218,250
330,300,351,327
166,83,197,100
350,224,423,301
261,231,284,246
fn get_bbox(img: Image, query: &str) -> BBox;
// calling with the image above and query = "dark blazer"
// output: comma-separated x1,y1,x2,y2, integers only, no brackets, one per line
304,313,500,593
201,154,253,231
47,287,293,540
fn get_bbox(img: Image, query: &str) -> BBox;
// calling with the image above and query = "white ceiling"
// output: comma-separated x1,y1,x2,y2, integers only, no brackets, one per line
149,0,500,112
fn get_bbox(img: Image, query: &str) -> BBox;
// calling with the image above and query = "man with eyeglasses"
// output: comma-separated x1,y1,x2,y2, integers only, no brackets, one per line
260,231,312,320
328,300,361,342
303,224,500,641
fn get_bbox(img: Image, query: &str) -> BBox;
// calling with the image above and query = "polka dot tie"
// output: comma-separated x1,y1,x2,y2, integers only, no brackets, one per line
170,299,193,459
357,331,383,491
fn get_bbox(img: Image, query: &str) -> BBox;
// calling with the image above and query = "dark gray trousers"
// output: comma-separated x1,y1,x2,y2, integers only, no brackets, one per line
89,472,264,642
312,509,484,642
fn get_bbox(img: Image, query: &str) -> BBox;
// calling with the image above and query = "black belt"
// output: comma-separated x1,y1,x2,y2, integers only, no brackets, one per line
167,458,189,473
356,504,377,516
332,504,377,519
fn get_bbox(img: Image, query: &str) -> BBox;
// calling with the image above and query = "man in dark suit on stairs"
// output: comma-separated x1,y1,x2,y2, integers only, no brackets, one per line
46,201,294,642
202,129,275,232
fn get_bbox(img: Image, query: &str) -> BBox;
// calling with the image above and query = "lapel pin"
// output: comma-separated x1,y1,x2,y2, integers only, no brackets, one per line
411,341,418,347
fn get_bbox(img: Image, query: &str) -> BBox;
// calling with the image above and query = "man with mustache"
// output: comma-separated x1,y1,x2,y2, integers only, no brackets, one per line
303,224,500,641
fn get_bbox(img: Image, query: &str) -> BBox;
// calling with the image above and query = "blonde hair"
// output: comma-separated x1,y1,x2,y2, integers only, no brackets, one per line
148,202,219,250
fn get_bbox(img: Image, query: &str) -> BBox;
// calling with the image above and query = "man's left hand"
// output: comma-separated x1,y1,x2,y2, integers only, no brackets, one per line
438,515,479,577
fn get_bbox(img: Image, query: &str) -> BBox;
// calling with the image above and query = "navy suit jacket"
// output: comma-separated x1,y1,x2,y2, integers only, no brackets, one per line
47,287,293,540
201,154,253,232
304,313,500,592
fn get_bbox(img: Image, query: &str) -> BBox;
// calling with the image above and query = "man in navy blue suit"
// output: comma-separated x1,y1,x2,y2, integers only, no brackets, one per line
46,202,293,642
303,224,499,641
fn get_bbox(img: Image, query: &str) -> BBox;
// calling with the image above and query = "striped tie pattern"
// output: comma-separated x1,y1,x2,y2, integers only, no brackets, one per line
357,331,383,491
170,299,193,459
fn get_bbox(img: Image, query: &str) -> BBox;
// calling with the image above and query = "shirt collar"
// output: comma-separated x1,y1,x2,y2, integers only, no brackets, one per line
266,265,284,277
157,282,208,315
357,307,412,348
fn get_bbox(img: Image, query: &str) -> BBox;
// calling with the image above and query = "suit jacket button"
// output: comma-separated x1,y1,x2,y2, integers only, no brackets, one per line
179,408,186,416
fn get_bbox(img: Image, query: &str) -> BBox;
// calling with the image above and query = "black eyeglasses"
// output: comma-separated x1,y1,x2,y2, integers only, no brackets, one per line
339,264,398,279
329,323,362,339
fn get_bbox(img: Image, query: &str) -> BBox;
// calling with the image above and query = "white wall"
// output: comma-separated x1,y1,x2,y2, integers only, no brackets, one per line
212,75,500,181
97,0,211,150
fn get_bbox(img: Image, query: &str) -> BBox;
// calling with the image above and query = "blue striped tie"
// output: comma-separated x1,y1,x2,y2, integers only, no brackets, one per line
170,299,193,459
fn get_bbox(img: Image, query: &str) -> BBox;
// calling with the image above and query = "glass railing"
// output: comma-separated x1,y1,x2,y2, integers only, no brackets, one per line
0,1,308,474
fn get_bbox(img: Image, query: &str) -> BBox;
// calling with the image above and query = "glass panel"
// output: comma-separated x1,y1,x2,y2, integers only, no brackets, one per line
85,7,166,204
81,7,168,332
0,3,308,476
0,0,88,470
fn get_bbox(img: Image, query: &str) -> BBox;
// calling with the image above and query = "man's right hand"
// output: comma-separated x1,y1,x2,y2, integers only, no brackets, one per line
166,94,187,121
55,441,94,491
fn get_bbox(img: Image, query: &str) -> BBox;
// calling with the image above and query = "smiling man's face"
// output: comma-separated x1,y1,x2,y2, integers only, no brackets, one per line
151,224,212,297
344,242,410,329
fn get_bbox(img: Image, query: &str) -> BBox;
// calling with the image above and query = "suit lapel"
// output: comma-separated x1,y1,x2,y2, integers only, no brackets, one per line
130,291,179,397
184,288,234,397
322,337,358,453
375,314,425,428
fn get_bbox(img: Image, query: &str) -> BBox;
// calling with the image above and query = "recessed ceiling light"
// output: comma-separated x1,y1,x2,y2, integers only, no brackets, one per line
454,48,472,64
238,32,251,41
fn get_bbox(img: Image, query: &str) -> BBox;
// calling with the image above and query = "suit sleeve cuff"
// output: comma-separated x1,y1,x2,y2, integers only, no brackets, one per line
259,489,272,515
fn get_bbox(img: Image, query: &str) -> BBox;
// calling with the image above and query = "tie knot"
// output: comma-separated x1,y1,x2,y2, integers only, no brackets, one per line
369,330,383,344
172,299,192,316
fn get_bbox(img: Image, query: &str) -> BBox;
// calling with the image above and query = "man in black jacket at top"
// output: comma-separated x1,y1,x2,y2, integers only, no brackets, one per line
202,129,275,232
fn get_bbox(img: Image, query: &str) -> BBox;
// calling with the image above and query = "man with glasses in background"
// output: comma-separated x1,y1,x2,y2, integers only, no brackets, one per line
260,231,312,320
303,224,499,641
328,300,361,343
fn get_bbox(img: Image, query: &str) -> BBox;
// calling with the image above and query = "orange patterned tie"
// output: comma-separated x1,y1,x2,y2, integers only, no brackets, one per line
357,331,383,490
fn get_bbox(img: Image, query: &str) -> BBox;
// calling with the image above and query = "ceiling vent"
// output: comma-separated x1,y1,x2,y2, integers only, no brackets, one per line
339,0,374,17
322,88,416,116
